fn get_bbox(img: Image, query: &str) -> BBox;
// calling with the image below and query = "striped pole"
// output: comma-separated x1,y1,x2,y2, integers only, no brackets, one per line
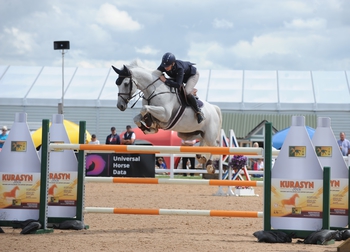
85,177,264,187
49,144,263,156
84,207,263,218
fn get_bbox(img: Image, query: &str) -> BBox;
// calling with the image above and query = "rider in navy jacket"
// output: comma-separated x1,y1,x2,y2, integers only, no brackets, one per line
158,52,204,124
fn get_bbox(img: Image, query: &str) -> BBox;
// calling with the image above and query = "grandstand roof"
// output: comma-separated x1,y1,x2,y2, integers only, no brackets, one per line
1,65,349,111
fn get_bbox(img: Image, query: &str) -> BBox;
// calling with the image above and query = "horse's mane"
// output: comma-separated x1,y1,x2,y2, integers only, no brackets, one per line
127,59,162,77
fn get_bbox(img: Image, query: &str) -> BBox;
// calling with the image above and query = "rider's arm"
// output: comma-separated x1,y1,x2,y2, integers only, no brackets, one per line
164,68,184,88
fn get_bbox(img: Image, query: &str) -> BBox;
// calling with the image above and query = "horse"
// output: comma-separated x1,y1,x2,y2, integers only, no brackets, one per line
111,61,222,168
281,193,299,207
48,184,57,196
3,186,20,199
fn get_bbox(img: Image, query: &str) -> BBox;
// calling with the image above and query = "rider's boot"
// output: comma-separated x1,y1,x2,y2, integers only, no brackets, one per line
187,94,204,124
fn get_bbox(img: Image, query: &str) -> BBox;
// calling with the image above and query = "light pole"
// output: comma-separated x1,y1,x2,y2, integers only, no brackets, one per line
53,41,70,114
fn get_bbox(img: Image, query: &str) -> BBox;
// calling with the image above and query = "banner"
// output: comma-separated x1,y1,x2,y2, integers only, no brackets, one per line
85,153,155,177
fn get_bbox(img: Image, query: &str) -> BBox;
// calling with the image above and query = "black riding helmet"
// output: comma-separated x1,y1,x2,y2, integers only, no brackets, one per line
161,52,176,67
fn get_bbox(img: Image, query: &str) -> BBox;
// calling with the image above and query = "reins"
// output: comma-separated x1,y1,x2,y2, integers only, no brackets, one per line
118,73,172,107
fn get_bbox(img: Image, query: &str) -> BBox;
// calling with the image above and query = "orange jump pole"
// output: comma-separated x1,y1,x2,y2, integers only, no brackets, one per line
49,144,263,156
84,207,263,218
84,177,264,187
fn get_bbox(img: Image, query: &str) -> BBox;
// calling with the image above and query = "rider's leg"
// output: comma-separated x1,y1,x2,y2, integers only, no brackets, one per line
184,72,203,123
187,94,204,123
184,72,199,95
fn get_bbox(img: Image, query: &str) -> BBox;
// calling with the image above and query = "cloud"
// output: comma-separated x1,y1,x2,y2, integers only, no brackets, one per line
282,1,315,13
284,18,327,29
3,27,36,55
96,3,142,31
232,35,292,58
187,29,339,70
230,32,329,59
188,42,225,69
0,1,349,71
135,46,159,55
212,18,233,29
52,5,62,15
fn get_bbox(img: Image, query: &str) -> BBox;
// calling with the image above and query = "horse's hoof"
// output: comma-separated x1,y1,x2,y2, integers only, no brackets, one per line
196,156,207,164
139,121,150,132
206,164,215,174
143,113,153,127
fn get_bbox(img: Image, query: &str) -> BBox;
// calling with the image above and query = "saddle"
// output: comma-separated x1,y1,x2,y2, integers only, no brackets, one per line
177,85,203,108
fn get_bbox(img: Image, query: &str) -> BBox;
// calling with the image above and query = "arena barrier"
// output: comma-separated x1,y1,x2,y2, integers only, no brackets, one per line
85,177,264,187
40,121,269,226
73,123,330,238
4,120,330,238
84,207,263,218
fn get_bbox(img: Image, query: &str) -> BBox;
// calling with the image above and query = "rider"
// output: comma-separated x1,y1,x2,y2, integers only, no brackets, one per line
157,52,204,124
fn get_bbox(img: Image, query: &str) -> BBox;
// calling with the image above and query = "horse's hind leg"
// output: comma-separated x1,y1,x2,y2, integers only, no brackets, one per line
195,138,211,165
177,132,206,163
200,128,221,173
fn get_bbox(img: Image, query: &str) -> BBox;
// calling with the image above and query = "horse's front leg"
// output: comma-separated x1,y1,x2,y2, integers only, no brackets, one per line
133,114,158,134
140,105,170,122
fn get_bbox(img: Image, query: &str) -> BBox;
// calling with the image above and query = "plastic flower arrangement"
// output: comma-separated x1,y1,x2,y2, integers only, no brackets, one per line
229,155,248,189
229,155,247,169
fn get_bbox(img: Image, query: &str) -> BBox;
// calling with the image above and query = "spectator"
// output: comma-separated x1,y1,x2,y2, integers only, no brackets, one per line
121,125,136,145
105,127,120,144
89,134,100,144
257,159,264,171
181,139,196,176
156,157,167,169
337,132,350,156
253,142,262,178
0,126,9,151
253,158,264,178
249,142,259,170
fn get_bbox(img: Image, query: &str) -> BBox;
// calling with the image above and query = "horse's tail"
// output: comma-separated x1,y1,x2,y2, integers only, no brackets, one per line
214,105,222,146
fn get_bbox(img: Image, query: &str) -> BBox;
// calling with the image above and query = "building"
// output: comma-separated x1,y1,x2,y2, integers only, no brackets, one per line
0,65,349,145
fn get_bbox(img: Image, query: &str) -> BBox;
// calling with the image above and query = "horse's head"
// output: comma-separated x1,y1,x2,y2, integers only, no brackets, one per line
112,65,138,111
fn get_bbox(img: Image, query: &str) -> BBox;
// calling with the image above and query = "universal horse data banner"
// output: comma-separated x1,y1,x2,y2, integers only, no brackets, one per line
85,153,155,177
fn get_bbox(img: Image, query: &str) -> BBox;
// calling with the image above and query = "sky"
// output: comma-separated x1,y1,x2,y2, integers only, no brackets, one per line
1,0,350,71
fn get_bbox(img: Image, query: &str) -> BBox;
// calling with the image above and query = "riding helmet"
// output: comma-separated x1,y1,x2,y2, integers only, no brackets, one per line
161,52,176,67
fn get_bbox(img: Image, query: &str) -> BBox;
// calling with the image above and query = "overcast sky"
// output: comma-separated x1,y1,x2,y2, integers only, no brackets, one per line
1,0,350,71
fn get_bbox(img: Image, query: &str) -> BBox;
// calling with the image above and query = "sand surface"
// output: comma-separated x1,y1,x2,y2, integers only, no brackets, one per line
1,182,345,252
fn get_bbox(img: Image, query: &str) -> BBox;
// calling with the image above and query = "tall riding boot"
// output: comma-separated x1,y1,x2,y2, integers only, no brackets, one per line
187,94,204,124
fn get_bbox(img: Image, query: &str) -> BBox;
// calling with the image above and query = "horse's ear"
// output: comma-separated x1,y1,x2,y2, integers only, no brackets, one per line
123,65,131,76
111,65,121,74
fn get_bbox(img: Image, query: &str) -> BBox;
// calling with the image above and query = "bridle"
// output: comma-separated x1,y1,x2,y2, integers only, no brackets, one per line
117,72,171,107
116,74,138,106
